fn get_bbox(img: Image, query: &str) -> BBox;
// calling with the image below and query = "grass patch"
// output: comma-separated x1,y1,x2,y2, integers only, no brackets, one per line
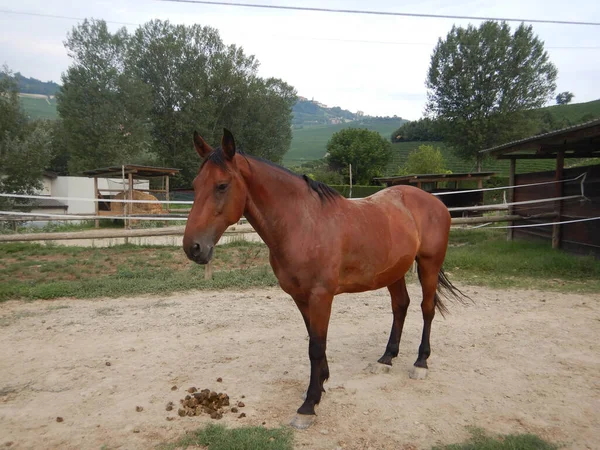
1,229,598,301
433,427,559,450
446,229,600,292
159,423,293,450
0,240,275,301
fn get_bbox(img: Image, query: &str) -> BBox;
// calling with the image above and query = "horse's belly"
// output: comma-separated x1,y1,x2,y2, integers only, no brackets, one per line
335,251,415,294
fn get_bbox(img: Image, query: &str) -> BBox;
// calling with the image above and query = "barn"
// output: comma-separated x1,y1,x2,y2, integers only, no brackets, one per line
480,119,600,257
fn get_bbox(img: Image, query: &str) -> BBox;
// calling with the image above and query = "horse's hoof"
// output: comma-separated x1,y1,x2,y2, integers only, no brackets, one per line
290,414,315,429
409,366,428,380
366,362,391,374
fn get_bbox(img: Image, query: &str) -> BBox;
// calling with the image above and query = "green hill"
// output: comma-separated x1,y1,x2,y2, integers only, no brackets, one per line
18,94,58,120
284,117,408,165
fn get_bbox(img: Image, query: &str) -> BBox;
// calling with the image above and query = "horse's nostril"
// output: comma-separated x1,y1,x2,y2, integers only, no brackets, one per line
192,243,201,255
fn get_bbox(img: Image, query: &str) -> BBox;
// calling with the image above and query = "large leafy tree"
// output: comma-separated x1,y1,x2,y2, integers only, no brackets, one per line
326,128,392,185
426,21,558,172
57,20,153,174
401,144,448,175
59,19,297,186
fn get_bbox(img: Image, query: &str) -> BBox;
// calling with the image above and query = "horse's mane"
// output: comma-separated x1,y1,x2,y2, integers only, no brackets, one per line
202,147,342,203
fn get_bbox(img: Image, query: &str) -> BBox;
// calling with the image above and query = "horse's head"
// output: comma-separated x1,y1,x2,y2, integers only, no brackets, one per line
183,128,247,264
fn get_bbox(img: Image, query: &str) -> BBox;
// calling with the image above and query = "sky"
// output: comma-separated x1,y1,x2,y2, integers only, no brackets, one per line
1,0,599,120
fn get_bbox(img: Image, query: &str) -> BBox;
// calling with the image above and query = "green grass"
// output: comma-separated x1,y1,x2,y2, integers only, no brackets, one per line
446,229,600,292
1,229,598,301
433,427,559,450
284,119,405,165
540,98,600,124
18,95,58,120
158,423,293,450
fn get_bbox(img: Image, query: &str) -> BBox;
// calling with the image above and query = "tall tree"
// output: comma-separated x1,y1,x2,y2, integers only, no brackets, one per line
57,19,155,174
58,19,296,186
426,21,558,172
326,128,392,185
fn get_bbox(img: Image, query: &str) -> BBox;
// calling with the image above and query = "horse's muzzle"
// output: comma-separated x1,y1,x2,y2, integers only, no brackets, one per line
185,241,214,265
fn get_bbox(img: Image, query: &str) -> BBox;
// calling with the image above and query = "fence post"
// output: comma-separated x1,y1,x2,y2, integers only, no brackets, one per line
552,151,565,249
507,158,516,241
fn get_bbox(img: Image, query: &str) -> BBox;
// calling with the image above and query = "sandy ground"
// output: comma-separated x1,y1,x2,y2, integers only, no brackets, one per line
0,285,599,450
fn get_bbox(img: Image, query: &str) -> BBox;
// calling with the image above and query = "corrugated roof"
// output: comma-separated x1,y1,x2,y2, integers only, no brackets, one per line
479,118,600,156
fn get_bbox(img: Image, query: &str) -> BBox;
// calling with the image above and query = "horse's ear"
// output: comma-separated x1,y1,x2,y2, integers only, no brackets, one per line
193,131,213,158
222,128,236,160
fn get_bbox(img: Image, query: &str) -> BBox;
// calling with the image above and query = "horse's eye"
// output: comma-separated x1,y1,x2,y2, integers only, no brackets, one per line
216,183,229,192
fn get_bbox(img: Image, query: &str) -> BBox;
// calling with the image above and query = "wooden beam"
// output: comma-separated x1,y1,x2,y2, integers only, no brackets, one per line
451,212,556,225
552,150,565,249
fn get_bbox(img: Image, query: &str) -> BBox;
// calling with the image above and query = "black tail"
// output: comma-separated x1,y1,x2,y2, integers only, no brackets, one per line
416,260,472,318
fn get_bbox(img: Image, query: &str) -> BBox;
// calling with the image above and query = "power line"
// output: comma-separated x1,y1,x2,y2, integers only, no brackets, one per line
156,0,600,26
0,9,138,26
1,8,599,49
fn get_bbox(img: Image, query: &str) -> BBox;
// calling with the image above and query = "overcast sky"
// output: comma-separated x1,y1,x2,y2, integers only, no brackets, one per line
1,0,599,119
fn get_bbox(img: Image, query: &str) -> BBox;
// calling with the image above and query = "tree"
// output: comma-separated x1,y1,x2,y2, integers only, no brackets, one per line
556,91,574,105
326,128,392,185
57,20,153,174
402,145,448,175
426,21,558,172
58,19,296,186
0,121,55,210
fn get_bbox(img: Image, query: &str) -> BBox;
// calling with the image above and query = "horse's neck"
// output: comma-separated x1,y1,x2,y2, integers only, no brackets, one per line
241,157,312,249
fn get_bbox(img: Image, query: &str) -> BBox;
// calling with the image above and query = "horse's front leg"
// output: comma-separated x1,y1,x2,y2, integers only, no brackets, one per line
290,289,333,429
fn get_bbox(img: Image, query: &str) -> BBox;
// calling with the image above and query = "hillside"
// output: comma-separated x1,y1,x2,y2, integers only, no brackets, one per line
13,72,60,96
284,117,408,165
18,94,58,120
292,98,359,127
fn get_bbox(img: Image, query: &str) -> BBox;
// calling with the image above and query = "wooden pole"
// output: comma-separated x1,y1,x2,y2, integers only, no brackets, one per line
507,158,516,241
552,150,565,249
128,172,134,230
349,164,352,199
204,262,213,280
93,176,99,229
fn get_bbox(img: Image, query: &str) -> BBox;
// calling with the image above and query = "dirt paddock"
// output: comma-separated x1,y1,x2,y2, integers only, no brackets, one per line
0,285,598,450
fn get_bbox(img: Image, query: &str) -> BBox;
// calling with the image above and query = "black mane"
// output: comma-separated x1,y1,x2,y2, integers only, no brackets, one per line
202,146,342,203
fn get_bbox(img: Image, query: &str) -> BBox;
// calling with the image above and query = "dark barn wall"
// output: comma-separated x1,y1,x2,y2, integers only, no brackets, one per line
513,164,600,257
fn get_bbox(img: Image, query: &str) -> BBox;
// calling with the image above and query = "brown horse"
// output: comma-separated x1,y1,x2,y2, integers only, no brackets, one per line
183,129,469,429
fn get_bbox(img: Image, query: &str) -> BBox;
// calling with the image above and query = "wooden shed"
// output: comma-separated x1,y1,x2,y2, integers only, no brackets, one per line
83,165,180,227
480,119,600,257
373,172,495,217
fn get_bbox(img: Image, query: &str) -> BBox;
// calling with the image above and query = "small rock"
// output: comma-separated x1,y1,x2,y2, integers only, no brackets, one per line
166,402,174,411
46,327,52,330
133,428,140,433
210,411,223,420
56,417,64,423
166,417,174,421
238,413,246,418
266,296,271,299
262,421,266,425
241,395,245,398
105,362,111,366
231,407,238,413
178,408,186,417
237,401,245,408
187,387,197,393
216,377,222,382
171,385,178,391
136,406,143,412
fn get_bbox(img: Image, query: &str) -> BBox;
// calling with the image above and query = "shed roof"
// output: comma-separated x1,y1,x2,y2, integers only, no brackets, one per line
479,118,600,159
83,165,180,178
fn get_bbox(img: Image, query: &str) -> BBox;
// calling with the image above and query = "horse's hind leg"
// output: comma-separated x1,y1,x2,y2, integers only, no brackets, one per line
410,256,442,380
377,277,410,366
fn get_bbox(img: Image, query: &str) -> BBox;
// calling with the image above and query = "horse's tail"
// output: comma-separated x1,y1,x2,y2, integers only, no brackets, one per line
416,259,472,318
